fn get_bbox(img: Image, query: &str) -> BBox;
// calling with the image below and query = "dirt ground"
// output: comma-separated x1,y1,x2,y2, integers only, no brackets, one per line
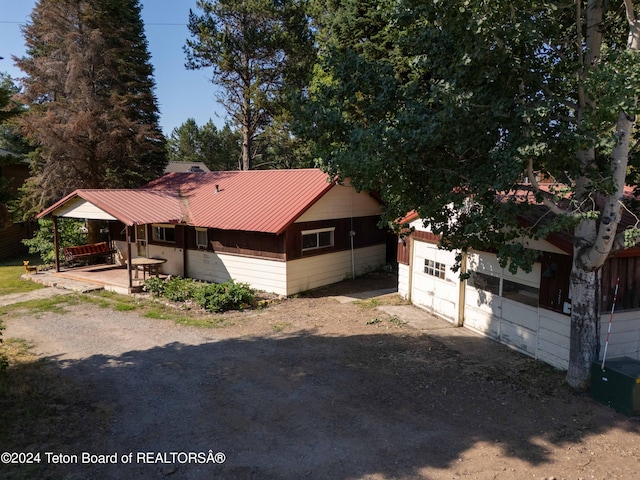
3,271,640,480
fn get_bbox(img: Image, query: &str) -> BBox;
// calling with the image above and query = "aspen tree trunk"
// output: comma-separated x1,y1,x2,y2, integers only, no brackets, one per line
566,0,639,388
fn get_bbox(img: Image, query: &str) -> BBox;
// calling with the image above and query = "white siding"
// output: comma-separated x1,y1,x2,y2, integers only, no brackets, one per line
287,245,386,295
147,244,184,276
112,240,183,277
598,310,640,362
410,241,460,322
464,287,501,339
296,184,381,222
398,263,410,299
537,310,570,369
500,300,539,356
187,250,288,295
53,198,117,220
401,222,640,371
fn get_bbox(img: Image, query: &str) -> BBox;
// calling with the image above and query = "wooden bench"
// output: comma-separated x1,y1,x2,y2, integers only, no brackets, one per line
63,241,116,264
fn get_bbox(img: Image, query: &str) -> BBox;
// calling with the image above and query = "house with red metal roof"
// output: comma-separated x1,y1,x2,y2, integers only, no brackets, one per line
38,169,389,295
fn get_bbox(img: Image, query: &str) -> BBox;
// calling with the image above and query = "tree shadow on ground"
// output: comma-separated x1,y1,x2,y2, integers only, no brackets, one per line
33,330,640,480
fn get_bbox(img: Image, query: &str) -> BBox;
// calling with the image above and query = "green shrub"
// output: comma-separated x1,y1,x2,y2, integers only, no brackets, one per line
193,280,254,312
163,277,201,303
144,277,254,313
22,218,86,264
143,276,166,296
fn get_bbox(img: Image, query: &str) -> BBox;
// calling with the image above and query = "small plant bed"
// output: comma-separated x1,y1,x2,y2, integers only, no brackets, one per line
143,276,269,313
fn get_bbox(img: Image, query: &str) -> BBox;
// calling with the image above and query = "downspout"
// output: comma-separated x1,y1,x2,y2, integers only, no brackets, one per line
457,250,467,327
350,188,355,279
53,216,60,272
407,234,414,302
183,226,188,278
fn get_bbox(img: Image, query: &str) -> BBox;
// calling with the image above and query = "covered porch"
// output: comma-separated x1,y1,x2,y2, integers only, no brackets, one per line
37,189,179,294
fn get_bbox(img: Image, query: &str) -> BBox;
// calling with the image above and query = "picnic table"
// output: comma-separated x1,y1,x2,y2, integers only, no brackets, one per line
127,257,167,280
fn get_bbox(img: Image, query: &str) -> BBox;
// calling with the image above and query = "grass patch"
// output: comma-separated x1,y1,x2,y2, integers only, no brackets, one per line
271,322,292,332
0,295,79,318
114,303,137,311
354,298,380,309
143,307,235,328
0,258,46,296
0,338,107,479
387,315,407,326
355,295,409,308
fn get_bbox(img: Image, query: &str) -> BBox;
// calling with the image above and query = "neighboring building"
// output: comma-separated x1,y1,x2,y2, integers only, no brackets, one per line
38,169,389,295
164,161,211,174
0,148,34,259
398,210,640,370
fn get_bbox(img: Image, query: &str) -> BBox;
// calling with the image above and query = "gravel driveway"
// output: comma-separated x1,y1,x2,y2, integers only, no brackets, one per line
3,287,640,480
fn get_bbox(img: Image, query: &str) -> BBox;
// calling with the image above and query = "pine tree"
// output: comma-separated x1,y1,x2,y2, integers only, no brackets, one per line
185,0,315,170
14,0,167,218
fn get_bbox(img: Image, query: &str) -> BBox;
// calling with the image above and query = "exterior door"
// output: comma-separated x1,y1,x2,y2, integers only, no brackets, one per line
135,224,147,257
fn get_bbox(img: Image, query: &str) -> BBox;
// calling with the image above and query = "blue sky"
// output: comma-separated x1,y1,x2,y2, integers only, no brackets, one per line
0,0,226,136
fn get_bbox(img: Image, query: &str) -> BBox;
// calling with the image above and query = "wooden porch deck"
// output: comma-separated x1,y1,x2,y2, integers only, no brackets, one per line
51,263,167,294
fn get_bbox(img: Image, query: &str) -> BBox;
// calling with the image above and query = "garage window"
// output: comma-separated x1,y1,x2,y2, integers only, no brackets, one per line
469,271,501,295
502,279,539,307
470,271,539,307
424,259,446,279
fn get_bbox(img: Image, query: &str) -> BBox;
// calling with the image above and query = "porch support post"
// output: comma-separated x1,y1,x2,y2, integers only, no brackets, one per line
126,225,132,290
182,226,188,278
456,250,467,327
53,215,60,273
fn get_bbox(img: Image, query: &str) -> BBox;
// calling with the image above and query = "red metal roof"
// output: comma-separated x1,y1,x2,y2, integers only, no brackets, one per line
144,169,335,234
39,169,336,234
38,189,184,226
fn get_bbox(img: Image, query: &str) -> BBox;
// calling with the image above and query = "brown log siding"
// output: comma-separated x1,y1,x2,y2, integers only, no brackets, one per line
209,229,286,260
602,256,640,311
181,215,386,261
286,216,386,261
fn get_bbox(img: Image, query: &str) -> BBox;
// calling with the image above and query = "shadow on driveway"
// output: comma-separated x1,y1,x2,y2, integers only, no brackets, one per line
38,331,640,480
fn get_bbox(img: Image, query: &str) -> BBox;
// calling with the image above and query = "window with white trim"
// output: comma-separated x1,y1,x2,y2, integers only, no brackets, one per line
152,224,176,243
196,228,208,249
302,227,335,251
424,259,446,279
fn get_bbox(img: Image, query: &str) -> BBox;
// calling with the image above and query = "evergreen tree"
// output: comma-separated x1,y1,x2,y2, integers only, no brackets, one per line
184,0,315,170
167,118,240,170
14,0,167,219
167,118,201,164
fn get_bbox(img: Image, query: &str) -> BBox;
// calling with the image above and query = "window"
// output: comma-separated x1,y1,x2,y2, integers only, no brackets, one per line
469,271,540,307
196,228,208,249
469,271,501,295
302,228,334,251
502,279,539,308
424,259,446,279
152,225,176,243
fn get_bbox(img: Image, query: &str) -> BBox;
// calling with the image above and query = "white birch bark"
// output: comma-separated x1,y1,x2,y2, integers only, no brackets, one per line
565,0,639,388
